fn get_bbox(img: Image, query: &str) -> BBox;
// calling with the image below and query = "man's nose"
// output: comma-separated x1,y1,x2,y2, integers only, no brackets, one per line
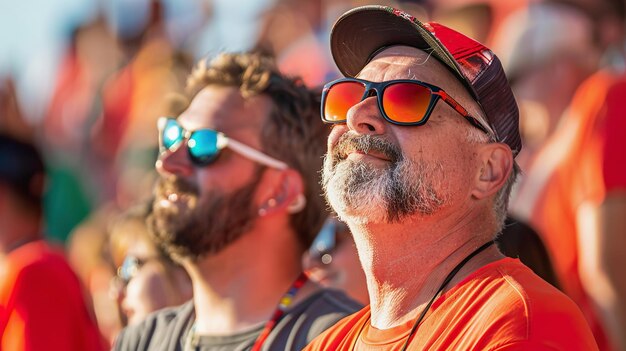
345,95,387,135
156,144,194,178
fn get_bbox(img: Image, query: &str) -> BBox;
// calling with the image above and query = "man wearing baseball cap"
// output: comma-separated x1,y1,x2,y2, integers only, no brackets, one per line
305,5,598,350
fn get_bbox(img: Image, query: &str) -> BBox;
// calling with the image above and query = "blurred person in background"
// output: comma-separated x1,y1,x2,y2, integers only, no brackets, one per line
430,0,528,47
89,0,192,208
256,0,336,86
67,204,123,346
41,15,121,244
0,133,104,351
509,1,626,349
492,1,604,170
113,50,361,350
0,77,34,142
304,217,369,305
109,200,192,327
256,0,431,87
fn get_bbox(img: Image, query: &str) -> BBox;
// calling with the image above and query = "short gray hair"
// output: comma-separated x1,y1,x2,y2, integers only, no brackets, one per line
494,162,520,233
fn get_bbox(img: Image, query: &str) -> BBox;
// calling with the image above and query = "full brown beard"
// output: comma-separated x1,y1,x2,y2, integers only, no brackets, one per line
148,170,262,262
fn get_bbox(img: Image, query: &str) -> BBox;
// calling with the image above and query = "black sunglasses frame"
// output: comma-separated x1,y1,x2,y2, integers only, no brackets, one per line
321,77,490,134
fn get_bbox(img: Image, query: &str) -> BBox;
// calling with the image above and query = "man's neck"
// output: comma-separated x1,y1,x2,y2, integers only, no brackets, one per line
184,226,315,335
350,212,503,329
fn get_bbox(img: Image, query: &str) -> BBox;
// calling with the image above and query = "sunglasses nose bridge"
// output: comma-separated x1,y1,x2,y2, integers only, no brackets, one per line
157,138,195,177
364,86,378,99
345,83,387,133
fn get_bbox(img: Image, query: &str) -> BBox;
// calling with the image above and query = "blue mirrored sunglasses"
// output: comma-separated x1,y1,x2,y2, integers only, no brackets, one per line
158,117,288,169
116,255,143,285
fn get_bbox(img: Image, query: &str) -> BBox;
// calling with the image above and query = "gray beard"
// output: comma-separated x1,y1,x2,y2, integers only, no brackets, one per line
322,133,446,224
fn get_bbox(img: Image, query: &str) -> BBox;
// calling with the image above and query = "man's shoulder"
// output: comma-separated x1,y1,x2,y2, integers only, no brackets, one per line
303,288,363,313
293,287,362,326
7,241,66,270
448,258,598,349
114,300,194,351
302,305,369,351
463,258,582,319
4,241,82,299
114,290,361,351
272,288,363,349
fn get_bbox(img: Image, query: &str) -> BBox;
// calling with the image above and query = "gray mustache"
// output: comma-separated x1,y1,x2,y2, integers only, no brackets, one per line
332,133,402,163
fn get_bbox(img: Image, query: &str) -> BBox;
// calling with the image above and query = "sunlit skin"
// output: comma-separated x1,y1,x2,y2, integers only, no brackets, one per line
326,46,513,328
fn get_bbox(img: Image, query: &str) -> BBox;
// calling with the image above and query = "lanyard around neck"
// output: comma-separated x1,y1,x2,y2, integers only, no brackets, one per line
250,271,309,351
184,272,309,351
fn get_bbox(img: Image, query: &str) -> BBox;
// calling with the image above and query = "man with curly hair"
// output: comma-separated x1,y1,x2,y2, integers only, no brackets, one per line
113,51,361,350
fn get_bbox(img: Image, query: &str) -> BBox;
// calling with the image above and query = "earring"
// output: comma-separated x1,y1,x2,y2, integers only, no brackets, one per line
258,198,277,217
287,194,306,214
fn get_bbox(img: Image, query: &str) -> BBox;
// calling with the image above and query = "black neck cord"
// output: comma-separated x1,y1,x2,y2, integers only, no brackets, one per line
351,240,496,351
399,240,495,350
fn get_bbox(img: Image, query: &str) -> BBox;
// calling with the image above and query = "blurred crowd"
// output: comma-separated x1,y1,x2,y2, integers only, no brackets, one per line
1,0,625,350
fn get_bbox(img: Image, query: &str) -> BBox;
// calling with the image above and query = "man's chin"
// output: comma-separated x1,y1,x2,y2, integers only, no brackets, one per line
326,190,390,225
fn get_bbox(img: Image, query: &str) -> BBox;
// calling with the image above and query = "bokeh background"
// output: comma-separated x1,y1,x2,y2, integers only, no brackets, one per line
2,0,625,348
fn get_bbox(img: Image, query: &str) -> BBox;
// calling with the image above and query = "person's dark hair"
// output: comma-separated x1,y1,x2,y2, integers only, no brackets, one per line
184,51,329,250
0,133,45,215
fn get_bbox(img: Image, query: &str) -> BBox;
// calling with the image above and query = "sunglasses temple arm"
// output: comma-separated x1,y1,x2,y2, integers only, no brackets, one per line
225,138,289,170
437,92,493,135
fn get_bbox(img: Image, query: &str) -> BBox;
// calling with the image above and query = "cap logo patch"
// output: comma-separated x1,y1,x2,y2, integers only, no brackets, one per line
390,8,417,23
456,49,494,83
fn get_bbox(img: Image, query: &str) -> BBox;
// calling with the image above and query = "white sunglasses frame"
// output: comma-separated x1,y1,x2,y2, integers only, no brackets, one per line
158,117,288,170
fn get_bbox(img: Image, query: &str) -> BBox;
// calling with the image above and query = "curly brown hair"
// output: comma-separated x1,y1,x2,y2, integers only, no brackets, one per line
183,51,329,250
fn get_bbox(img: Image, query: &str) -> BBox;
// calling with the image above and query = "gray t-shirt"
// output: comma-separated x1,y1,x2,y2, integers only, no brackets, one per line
114,288,361,351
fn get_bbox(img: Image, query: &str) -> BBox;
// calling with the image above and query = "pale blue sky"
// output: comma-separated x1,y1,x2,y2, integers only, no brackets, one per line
0,0,271,119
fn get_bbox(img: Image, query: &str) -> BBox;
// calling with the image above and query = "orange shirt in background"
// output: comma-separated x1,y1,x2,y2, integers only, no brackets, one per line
515,70,626,350
304,258,597,351
0,240,105,351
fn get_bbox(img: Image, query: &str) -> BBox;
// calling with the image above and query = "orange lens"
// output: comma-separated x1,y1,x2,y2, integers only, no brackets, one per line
382,83,432,123
324,81,365,122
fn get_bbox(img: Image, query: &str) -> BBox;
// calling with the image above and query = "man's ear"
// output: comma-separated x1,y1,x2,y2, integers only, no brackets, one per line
471,143,513,199
257,168,306,217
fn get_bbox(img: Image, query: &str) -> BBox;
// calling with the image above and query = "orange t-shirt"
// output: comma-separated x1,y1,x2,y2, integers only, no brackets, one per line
304,258,597,350
0,240,105,351
514,70,626,350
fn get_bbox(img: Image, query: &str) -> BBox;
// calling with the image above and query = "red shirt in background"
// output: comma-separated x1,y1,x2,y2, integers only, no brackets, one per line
0,240,105,351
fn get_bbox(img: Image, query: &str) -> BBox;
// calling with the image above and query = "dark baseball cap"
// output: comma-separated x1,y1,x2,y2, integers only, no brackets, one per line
330,5,522,156
0,134,46,203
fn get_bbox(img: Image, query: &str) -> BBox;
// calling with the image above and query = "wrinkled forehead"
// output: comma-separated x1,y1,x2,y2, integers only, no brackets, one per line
357,45,484,119
358,46,460,89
